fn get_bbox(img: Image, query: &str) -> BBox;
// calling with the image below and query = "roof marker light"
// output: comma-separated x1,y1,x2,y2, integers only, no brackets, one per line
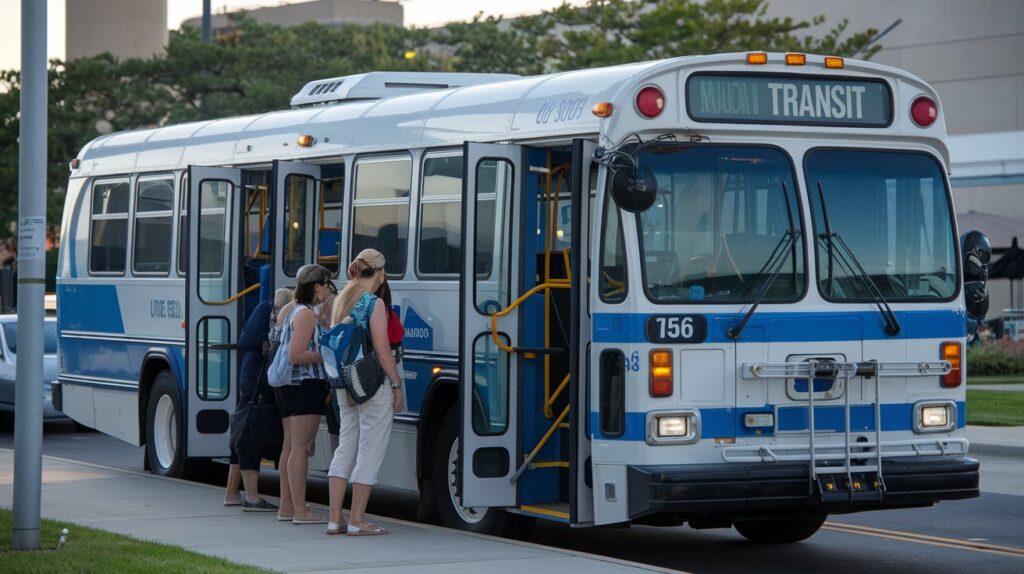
824,57,844,69
297,134,316,147
911,96,938,128
69,158,81,170
592,102,614,117
635,86,665,119
746,52,768,65
785,53,806,65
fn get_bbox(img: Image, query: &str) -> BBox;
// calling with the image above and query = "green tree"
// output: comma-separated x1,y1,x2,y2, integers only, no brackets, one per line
433,0,881,74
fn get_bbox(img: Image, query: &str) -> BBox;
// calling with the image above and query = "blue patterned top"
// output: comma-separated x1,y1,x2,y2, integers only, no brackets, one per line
351,292,378,329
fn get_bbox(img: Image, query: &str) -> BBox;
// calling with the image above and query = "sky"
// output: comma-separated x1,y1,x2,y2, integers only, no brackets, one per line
0,0,588,72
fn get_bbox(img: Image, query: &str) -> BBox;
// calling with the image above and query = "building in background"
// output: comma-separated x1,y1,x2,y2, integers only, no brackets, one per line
765,0,1024,317
65,0,168,61
181,0,403,32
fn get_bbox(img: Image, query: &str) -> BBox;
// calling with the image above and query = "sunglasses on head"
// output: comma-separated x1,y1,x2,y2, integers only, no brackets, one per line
322,280,337,294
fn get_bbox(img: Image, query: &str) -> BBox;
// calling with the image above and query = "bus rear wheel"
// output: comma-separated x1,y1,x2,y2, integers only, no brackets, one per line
734,514,826,543
145,370,185,478
433,408,534,539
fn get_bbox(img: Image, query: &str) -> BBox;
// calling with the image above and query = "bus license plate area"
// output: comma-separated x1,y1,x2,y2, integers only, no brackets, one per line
785,355,845,401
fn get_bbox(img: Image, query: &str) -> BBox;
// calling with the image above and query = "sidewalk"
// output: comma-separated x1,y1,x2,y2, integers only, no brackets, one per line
0,450,678,574
967,425,1024,459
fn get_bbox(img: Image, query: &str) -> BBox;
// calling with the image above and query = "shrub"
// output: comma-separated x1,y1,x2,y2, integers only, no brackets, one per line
967,339,1024,376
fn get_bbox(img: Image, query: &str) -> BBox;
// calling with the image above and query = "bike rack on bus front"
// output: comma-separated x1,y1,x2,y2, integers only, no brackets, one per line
733,359,955,502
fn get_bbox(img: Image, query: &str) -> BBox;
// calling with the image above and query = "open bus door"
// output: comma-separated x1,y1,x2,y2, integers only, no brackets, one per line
459,143,524,507
185,166,242,457
271,160,337,471
569,139,598,525
272,161,321,291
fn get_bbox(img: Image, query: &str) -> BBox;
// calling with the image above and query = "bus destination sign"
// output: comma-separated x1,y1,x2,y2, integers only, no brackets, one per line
686,74,892,127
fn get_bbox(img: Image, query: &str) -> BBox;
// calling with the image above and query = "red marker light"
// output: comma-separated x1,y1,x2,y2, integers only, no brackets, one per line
635,86,665,118
911,96,938,128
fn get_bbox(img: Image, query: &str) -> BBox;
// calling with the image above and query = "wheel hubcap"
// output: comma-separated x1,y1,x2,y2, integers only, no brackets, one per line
447,438,485,525
153,395,177,469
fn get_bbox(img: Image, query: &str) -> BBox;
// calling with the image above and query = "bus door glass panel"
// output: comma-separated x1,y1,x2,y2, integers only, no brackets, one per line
198,180,231,302
319,169,345,276
186,166,241,457
460,143,522,508
273,161,320,290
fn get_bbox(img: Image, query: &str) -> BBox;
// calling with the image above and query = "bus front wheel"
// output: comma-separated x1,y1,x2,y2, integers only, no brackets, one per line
433,408,534,539
145,370,185,477
734,514,826,543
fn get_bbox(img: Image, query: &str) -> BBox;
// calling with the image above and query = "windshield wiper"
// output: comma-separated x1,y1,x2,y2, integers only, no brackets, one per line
728,181,800,340
816,180,901,337
727,229,800,340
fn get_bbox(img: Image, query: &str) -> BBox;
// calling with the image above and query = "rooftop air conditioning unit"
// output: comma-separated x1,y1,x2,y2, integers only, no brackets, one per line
290,71,521,108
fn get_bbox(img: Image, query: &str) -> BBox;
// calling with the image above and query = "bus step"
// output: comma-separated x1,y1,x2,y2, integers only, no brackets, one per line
516,503,570,522
530,460,569,470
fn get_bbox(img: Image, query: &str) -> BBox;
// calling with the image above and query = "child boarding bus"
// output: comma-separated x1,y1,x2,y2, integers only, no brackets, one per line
55,52,989,543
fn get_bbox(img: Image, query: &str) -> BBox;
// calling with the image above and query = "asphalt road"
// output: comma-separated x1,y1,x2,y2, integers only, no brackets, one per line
3,420,1022,574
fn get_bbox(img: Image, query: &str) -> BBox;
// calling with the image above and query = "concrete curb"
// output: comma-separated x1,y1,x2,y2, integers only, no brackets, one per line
969,443,1024,459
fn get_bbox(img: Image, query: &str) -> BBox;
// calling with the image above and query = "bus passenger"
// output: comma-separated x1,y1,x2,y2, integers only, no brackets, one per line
325,249,405,536
274,265,335,525
223,288,293,511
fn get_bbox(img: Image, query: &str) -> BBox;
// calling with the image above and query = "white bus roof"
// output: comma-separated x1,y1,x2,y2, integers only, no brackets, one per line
73,53,946,178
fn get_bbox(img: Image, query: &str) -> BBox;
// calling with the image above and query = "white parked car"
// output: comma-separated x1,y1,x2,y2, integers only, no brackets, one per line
0,315,64,421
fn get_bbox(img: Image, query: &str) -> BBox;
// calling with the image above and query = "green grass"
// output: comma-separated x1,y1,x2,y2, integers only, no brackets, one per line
967,390,1024,426
0,509,272,573
967,375,1024,385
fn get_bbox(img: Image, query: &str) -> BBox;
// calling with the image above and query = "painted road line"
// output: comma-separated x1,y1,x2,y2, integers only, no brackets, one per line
824,522,1024,558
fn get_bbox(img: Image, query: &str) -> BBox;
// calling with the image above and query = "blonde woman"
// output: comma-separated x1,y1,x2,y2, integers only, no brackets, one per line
325,249,404,536
274,265,335,525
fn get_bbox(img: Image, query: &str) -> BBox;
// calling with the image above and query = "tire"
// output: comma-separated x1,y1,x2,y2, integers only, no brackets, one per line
432,407,534,539
734,514,827,543
145,370,185,477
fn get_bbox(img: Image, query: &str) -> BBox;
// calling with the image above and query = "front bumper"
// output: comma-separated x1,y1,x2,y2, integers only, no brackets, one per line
627,456,979,519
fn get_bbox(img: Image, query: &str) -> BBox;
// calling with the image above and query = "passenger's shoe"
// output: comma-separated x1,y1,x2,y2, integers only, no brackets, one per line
241,497,278,512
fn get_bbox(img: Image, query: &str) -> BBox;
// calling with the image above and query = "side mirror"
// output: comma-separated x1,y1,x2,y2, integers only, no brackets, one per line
961,230,991,320
611,165,658,213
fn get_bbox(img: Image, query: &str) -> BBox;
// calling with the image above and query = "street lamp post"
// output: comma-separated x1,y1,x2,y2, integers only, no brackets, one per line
11,0,47,552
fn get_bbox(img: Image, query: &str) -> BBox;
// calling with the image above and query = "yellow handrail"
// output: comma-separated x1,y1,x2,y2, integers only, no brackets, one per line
545,373,570,416
509,404,570,484
489,281,570,353
206,283,260,306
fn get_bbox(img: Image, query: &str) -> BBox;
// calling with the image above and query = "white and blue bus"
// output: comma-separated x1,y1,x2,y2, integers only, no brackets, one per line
56,53,985,542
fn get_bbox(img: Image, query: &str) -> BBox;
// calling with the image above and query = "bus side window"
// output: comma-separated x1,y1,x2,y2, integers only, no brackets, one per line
132,176,175,275
418,154,463,277
598,193,627,303
351,155,411,277
89,179,131,275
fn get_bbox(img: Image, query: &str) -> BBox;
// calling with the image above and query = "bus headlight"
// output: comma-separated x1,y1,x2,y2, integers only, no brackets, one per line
914,401,956,433
646,410,700,445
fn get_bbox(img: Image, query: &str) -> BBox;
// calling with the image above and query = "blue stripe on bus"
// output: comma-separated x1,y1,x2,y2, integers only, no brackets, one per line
593,310,965,344
589,402,966,441
58,284,125,334
60,337,183,383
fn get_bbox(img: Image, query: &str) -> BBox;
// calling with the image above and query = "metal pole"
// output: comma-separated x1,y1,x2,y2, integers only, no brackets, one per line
202,0,211,43
851,19,902,59
12,0,47,551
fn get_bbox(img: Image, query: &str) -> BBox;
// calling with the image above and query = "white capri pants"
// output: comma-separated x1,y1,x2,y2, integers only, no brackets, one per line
327,385,394,486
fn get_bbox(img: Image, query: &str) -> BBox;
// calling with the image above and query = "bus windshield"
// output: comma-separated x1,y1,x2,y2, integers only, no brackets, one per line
636,145,804,303
806,150,956,302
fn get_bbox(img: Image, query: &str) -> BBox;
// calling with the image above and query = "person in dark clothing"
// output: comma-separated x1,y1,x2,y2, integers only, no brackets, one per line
224,296,280,511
